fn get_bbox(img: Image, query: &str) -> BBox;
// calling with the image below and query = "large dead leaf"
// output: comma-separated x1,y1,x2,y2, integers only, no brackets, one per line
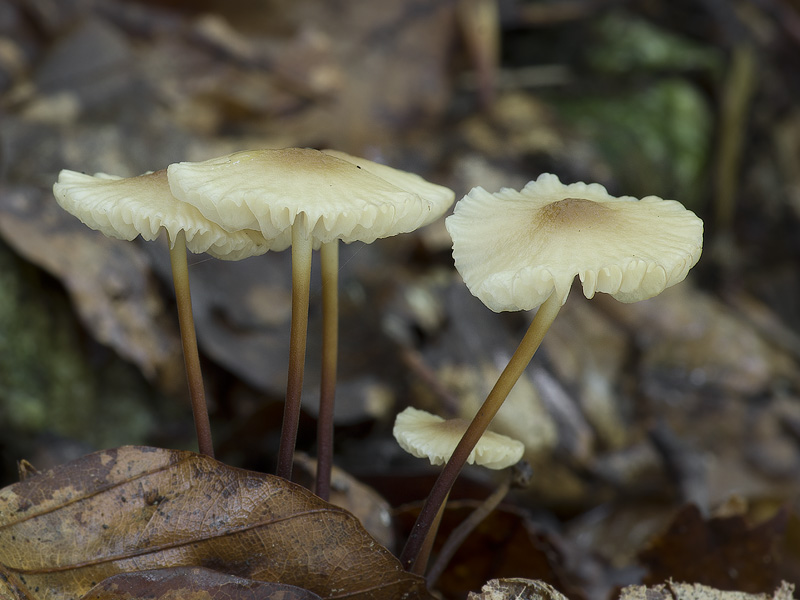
80,567,323,599
0,446,432,600
292,453,395,551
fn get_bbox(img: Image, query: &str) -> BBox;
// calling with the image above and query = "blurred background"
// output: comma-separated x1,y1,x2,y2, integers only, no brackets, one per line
1,0,799,597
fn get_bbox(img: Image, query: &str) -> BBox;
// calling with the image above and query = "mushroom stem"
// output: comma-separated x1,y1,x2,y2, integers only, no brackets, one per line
168,230,214,458
276,221,314,481
316,239,339,500
399,292,562,571
412,491,448,577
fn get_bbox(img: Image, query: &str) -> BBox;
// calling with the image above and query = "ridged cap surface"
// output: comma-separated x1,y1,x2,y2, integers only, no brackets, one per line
53,169,276,260
167,148,455,245
446,173,704,312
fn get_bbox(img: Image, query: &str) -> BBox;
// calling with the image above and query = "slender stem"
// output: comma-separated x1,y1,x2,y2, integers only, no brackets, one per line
168,230,214,458
276,221,313,481
411,491,448,577
426,473,512,586
399,292,562,571
316,240,339,500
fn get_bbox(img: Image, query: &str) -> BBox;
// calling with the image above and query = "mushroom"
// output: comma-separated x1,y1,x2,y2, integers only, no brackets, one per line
52,169,274,457
393,406,524,470
167,148,455,490
400,172,703,571
392,406,524,575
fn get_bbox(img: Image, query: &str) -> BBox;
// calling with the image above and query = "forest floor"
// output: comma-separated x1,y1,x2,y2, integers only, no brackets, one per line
1,0,800,598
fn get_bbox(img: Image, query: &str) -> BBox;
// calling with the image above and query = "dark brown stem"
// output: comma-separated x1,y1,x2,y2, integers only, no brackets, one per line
276,222,313,481
399,292,562,571
168,230,214,458
316,240,339,500
411,491,448,576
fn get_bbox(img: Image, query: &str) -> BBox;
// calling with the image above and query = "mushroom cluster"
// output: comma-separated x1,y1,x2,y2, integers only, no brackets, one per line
167,148,454,491
399,172,703,571
53,149,455,495
53,152,704,585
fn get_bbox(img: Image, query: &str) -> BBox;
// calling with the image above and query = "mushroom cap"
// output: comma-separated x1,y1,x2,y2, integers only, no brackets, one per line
166,148,455,245
445,173,704,312
393,407,525,470
53,169,278,260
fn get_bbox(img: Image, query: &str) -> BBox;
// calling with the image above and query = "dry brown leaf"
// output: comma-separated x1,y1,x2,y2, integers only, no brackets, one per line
0,446,433,600
292,453,395,551
79,566,323,599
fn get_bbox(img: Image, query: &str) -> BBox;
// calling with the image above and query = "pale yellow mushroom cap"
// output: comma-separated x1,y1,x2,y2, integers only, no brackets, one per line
393,407,525,470
445,173,704,312
53,169,277,260
166,148,455,246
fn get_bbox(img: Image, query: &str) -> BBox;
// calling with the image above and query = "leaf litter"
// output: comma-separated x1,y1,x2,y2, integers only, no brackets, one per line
0,446,432,600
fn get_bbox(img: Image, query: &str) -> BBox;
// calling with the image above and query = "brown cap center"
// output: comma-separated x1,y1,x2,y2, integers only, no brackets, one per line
537,197,611,231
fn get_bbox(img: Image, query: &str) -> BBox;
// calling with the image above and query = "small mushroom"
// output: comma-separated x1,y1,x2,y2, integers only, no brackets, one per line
52,169,274,457
400,173,703,571
393,406,524,574
393,406,524,470
167,148,454,489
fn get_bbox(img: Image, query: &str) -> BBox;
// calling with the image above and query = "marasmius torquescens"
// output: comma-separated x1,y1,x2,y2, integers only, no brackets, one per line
53,169,276,457
400,172,704,571
167,148,454,495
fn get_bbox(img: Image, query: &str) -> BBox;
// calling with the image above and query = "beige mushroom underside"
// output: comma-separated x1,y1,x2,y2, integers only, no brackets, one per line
167,148,455,245
393,407,525,470
53,169,278,260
